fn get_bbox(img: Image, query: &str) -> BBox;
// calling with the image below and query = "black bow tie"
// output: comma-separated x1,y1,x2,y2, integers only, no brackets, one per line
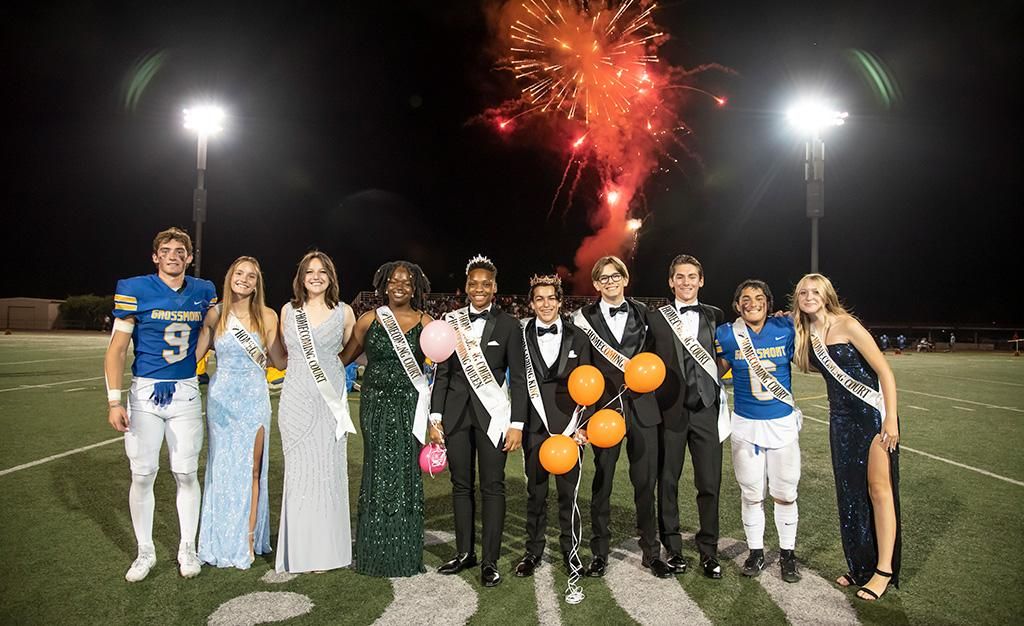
537,325,559,337
469,310,490,322
679,305,701,315
608,302,628,317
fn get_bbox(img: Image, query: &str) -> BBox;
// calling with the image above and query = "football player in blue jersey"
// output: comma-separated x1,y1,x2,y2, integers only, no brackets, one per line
715,280,802,583
103,227,218,582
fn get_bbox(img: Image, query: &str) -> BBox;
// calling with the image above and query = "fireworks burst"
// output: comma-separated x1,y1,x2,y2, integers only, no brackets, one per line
484,0,726,290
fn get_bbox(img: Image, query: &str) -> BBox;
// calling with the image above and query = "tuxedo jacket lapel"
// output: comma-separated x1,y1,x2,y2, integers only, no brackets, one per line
481,305,500,352
588,304,623,351
524,318,550,380
552,321,573,379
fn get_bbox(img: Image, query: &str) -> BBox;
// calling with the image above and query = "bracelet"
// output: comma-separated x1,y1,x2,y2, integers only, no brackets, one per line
107,389,122,402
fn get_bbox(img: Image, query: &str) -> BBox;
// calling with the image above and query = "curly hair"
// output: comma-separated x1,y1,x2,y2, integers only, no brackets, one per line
372,260,431,311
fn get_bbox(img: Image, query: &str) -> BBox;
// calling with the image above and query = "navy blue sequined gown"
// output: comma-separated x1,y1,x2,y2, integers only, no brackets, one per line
810,343,901,587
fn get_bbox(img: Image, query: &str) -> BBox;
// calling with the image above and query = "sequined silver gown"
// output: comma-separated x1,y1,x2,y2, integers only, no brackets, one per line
276,304,352,573
810,342,901,587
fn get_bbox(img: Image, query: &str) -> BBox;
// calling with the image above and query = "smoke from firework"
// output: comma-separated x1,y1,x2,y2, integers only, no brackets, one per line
483,0,724,292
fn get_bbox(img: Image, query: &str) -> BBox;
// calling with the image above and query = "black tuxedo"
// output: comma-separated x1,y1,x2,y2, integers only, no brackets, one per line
577,299,661,561
649,301,725,559
521,318,592,557
431,305,528,564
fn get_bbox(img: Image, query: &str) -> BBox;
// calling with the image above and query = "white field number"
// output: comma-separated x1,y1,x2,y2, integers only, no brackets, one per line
162,322,191,363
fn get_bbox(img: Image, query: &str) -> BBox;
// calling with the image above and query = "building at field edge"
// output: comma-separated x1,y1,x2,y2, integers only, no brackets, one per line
0,297,64,330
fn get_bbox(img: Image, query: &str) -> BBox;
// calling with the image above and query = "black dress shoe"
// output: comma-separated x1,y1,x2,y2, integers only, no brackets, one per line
481,561,502,587
666,553,689,575
642,557,673,579
515,553,541,577
700,555,723,579
586,555,607,578
438,552,477,575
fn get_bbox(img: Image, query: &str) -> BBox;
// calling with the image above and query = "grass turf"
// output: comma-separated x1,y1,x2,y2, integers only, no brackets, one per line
0,332,1021,624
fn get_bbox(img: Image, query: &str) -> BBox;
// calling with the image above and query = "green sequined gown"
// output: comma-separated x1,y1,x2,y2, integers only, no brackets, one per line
355,318,426,577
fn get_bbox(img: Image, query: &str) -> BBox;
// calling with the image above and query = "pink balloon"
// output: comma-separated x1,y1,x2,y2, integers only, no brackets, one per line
419,443,448,476
420,319,457,362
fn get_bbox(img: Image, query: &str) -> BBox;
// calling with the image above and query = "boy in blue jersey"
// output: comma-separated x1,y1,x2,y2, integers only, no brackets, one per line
716,280,802,583
103,227,218,582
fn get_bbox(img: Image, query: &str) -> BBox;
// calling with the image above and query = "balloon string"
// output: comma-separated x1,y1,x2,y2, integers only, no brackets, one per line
565,446,585,604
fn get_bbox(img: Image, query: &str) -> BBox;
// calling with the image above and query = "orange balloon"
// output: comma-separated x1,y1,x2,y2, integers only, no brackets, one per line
539,434,579,475
568,364,605,406
587,409,626,448
624,352,666,393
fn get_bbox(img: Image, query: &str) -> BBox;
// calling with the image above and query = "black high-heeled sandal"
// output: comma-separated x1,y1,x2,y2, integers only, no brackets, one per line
837,572,856,587
857,569,893,600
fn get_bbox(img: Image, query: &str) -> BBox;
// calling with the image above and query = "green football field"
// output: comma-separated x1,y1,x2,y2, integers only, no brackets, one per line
1,332,1021,625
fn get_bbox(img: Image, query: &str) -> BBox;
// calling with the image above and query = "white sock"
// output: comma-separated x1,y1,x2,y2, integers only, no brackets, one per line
173,471,201,549
129,472,157,554
741,500,765,550
775,500,799,550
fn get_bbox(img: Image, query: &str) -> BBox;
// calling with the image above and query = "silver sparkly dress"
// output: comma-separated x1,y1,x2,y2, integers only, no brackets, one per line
275,303,352,573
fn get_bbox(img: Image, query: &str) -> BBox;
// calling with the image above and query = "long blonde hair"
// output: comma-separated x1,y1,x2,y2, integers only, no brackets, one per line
217,256,267,339
790,273,853,372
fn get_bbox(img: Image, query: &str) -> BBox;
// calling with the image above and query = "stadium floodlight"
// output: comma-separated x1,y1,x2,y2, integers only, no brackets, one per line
786,98,847,273
183,104,225,278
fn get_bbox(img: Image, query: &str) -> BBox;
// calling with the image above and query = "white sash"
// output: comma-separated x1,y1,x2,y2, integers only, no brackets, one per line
377,306,431,444
446,307,511,448
520,319,580,437
572,309,630,372
811,332,886,420
293,306,356,439
731,318,795,408
227,313,267,370
658,305,732,442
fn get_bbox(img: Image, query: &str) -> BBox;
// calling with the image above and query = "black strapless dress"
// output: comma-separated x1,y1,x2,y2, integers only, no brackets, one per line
810,343,901,587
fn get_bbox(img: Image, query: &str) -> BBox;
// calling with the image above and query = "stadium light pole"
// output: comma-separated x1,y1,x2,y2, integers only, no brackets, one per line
183,105,225,278
787,100,847,273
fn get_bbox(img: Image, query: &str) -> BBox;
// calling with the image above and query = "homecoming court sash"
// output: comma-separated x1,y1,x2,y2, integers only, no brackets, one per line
377,306,432,444
731,318,796,408
228,312,268,370
293,305,356,439
521,319,579,437
658,305,732,442
446,307,511,448
572,309,630,372
810,331,886,420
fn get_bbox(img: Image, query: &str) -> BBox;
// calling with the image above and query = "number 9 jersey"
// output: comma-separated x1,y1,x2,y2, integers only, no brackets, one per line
113,274,218,380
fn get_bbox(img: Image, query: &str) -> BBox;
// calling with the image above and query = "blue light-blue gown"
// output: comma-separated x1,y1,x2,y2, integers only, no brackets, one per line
198,324,272,568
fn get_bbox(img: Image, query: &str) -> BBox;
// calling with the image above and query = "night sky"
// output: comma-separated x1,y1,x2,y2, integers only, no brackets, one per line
6,1,1021,325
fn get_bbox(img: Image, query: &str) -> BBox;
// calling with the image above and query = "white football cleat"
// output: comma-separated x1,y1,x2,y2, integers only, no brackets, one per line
125,551,157,582
177,542,201,578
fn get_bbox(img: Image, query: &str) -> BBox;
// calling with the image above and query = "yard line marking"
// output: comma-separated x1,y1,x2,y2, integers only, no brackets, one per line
802,414,1024,487
796,393,828,402
0,355,103,366
0,376,105,393
812,404,830,411
907,405,930,411
0,437,122,477
952,406,975,412
63,387,87,393
930,373,1024,388
897,388,1023,413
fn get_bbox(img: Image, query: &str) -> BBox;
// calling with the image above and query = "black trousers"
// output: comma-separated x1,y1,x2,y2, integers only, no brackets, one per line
523,431,581,558
446,406,508,564
589,399,660,560
657,401,722,558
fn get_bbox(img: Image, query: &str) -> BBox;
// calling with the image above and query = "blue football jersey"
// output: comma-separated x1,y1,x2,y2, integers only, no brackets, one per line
716,316,795,420
113,274,218,380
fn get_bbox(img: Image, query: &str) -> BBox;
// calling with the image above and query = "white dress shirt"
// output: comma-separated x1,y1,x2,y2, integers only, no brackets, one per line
675,299,701,339
468,303,491,340
536,318,562,368
600,299,629,343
